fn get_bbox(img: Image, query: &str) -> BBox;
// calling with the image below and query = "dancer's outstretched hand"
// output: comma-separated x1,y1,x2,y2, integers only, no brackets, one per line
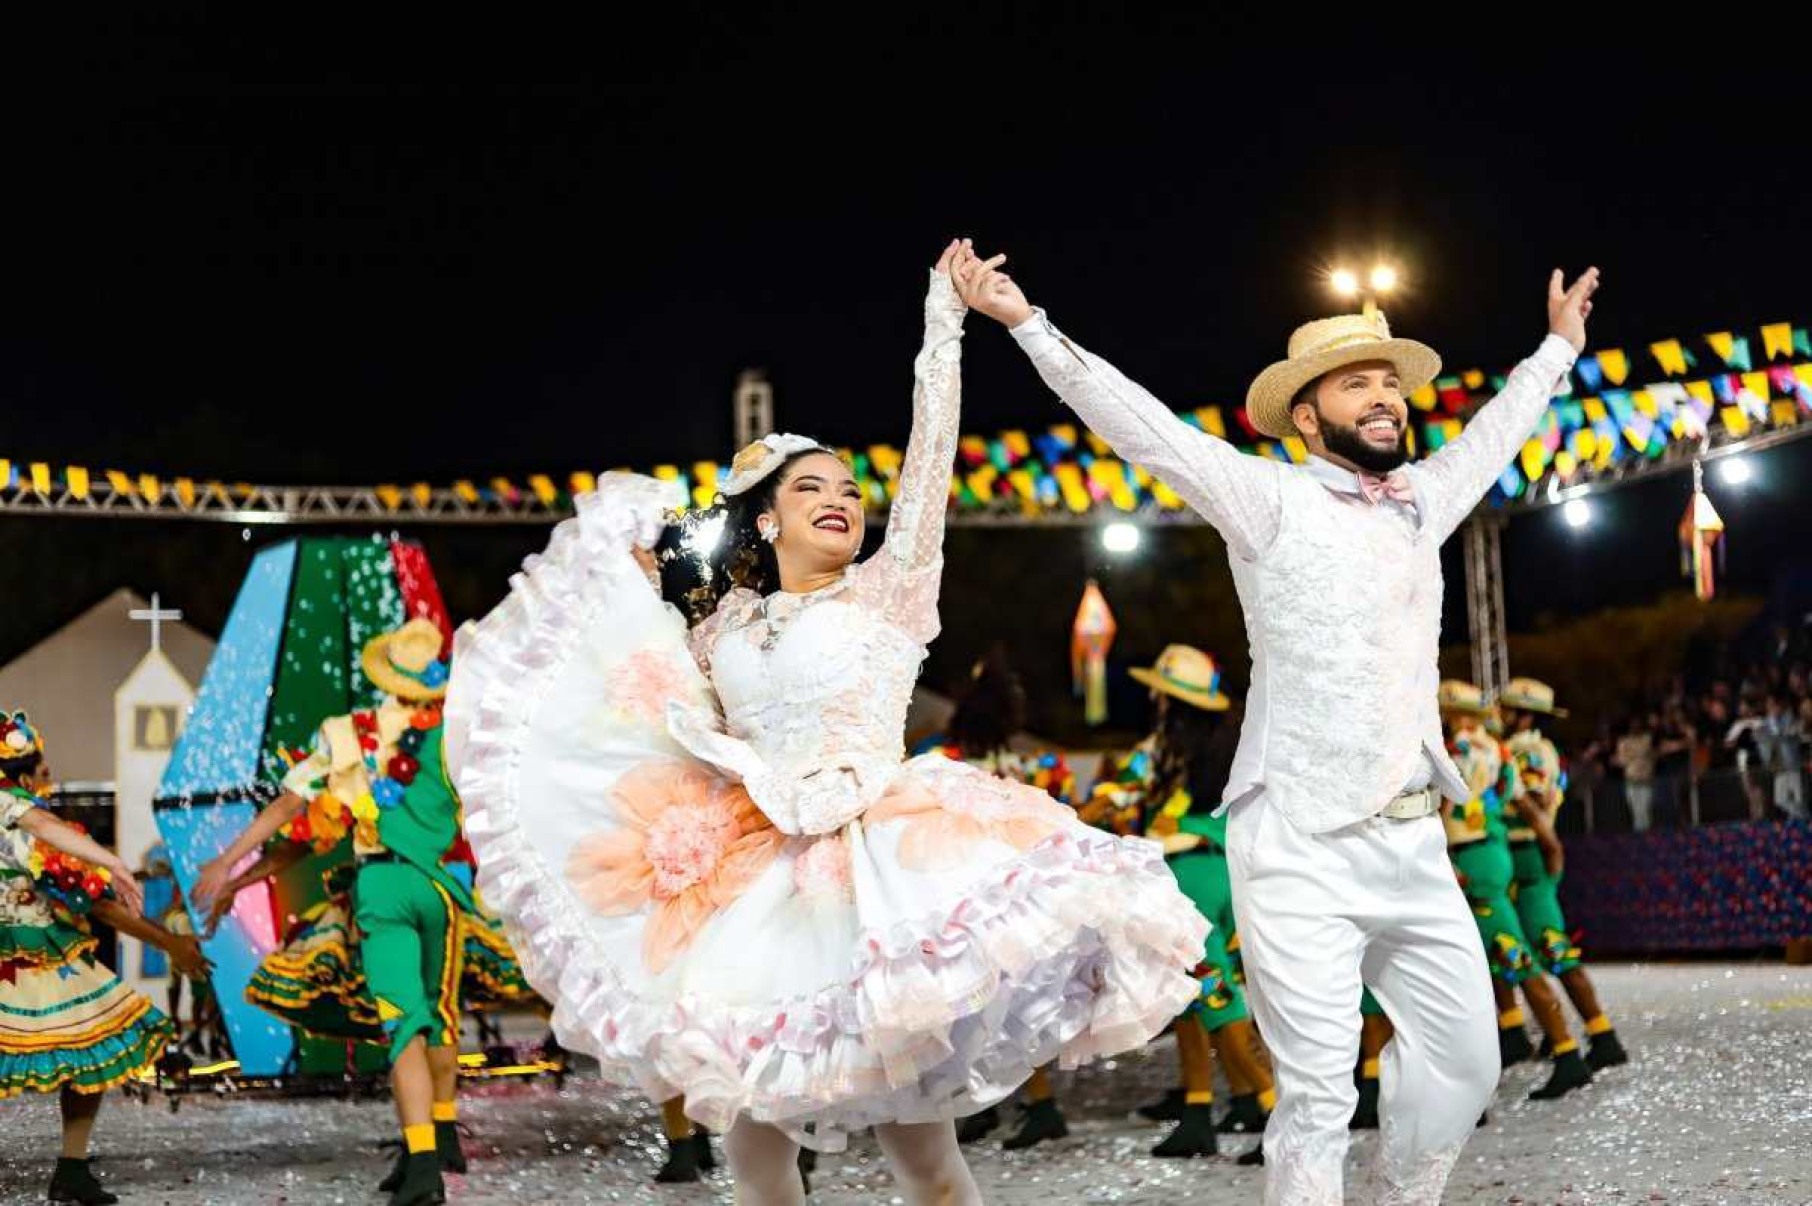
167,934,214,979
953,244,1034,328
106,858,145,917
934,238,963,279
202,890,236,938
1548,267,1600,353
192,856,231,912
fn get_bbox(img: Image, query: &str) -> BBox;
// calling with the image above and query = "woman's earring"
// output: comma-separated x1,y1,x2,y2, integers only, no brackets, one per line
759,521,779,544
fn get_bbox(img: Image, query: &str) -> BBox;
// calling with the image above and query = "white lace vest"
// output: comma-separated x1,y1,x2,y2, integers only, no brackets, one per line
1223,470,1465,833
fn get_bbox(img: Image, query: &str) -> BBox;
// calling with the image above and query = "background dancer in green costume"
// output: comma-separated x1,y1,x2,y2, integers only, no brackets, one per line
197,620,474,1206
1496,679,1631,1074
2,712,206,1205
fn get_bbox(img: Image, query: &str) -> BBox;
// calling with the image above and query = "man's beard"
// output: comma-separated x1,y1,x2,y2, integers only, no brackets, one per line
1320,414,1410,474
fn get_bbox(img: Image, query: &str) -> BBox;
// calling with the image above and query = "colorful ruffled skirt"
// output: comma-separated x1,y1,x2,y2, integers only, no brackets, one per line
245,899,540,1042
0,919,173,1098
245,900,386,1042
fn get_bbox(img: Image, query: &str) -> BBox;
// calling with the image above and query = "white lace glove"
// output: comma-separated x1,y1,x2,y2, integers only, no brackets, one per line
578,472,682,554
664,703,895,836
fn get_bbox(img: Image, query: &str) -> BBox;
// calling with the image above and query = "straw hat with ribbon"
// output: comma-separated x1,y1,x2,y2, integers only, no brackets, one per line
1436,680,1490,716
1245,310,1441,440
1129,645,1232,713
361,619,450,703
1495,677,1568,718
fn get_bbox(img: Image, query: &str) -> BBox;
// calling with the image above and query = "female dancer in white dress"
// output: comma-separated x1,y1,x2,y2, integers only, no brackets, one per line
446,242,1206,1204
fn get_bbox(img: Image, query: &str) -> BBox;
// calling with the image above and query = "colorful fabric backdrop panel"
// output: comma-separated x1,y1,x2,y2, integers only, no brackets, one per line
1559,819,1812,954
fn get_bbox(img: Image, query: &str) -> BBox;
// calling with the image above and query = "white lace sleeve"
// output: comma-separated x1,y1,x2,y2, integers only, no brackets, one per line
1405,334,1576,544
854,269,964,644
1009,309,1286,561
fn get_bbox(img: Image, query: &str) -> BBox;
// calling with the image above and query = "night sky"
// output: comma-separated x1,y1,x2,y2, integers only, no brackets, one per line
3,12,1808,667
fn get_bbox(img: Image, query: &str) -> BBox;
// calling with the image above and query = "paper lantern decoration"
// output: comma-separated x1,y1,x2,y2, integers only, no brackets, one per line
1071,580,1118,728
1678,463,1725,601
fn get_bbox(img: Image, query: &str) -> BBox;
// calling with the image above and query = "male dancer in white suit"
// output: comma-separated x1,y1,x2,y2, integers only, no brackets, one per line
956,250,1597,1204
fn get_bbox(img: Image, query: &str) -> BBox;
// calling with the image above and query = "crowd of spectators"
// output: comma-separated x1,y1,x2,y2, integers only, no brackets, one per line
1570,621,1811,832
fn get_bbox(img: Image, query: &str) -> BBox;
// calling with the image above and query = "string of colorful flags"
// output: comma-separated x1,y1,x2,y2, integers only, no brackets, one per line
4,320,1806,519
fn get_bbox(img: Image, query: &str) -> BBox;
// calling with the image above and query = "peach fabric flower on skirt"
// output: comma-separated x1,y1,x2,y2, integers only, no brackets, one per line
567,760,783,973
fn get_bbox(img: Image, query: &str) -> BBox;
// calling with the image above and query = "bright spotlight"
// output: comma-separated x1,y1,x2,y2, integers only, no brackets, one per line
1562,498,1592,529
1370,265,1398,292
1101,522,1142,553
1330,269,1359,297
1717,457,1752,486
686,512,727,554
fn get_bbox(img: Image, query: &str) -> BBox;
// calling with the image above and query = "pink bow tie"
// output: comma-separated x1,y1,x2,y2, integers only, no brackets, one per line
1357,471,1415,506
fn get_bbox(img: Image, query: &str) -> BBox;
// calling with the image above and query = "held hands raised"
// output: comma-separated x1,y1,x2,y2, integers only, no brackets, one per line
949,241,1034,328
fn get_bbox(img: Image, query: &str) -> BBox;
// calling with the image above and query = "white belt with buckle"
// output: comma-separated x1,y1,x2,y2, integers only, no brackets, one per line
1379,786,1440,821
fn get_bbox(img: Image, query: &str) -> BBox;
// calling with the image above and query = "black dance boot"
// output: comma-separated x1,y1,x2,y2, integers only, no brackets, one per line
1151,1103,1219,1158
1499,1024,1534,1067
387,1152,446,1206
956,1106,1000,1144
1349,1077,1381,1130
1002,1099,1069,1150
1528,1049,1593,1101
435,1122,467,1175
47,1159,118,1206
1216,1092,1268,1133
653,1131,702,1183
1586,1029,1630,1070
381,1124,466,1192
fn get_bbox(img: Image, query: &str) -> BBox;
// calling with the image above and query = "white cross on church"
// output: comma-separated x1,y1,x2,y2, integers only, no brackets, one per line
128,592,183,654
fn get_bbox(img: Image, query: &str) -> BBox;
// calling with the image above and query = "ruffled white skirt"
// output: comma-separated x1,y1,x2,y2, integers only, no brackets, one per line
446,476,1206,1149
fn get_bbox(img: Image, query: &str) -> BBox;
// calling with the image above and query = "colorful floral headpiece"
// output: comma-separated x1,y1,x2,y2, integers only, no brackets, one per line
0,710,44,758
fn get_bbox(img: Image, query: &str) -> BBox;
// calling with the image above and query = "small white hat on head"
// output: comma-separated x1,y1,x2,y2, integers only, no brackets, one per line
720,433,829,498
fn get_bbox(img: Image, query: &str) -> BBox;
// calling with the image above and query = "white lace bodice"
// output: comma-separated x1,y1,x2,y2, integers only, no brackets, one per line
666,271,964,836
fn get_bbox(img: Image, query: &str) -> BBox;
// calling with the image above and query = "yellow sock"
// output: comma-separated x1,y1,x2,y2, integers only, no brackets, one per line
432,1101,458,1124
404,1124,436,1155
1257,1088,1278,1112
1551,1038,1579,1056
1185,1090,1214,1106
1361,1059,1382,1080
660,1098,694,1141
1498,1008,1525,1028
1585,1015,1614,1036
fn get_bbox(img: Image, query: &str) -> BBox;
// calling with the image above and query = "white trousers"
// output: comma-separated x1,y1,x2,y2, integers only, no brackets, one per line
1227,797,1497,1206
